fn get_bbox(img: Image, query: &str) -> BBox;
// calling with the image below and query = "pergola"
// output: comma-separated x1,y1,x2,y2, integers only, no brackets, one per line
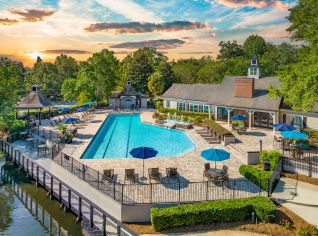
17,84,52,125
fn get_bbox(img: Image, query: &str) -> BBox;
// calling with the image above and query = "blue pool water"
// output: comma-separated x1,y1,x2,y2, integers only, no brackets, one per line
82,114,196,159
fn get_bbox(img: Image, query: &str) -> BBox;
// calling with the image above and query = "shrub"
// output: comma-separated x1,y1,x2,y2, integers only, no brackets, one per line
232,120,244,126
239,165,271,191
298,225,318,236
8,120,26,135
155,101,162,110
159,108,209,118
151,196,276,231
260,150,282,170
205,119,233,139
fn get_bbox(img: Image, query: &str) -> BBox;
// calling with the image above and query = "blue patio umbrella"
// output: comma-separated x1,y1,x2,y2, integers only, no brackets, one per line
130,147,158,179
201,148,230,169
58,107,71,113
231,115,247,121
280,131,308,140
77,107,89,112
273,124,296,131
63,117,79,124
84,101,95,106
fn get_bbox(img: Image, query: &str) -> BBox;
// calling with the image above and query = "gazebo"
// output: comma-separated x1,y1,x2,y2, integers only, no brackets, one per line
17,84,52,125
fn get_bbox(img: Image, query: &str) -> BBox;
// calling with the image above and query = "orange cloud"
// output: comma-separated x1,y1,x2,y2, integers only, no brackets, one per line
217,0,289,11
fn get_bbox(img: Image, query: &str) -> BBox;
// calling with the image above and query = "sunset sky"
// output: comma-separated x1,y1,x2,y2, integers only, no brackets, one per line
0,0,296,67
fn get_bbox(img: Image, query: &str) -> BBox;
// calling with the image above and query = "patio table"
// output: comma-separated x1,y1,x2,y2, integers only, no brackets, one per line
207,168,223,178
25,138,34,149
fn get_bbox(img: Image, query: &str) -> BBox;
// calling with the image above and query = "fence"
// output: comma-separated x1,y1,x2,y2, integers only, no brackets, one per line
3,131,270,205
281,143,318,178
0,139,137,236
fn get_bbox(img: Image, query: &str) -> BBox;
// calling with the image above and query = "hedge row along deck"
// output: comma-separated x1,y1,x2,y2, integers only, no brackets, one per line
151,196,276,231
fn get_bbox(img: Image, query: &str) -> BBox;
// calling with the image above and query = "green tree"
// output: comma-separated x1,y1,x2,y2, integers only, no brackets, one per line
287,0,318,49
269,55,318,112
55,54,78,83
172,61,199,84
197,61,227,83
61,78,78,101
217,40,244,60
119,47,166,94
75,49,119,104
148,71,165,97
243,35,267,58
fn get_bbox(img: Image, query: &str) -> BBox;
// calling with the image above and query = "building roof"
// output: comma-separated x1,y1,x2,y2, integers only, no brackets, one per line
18,90,52,109
162,76,282,112
109,82,147,98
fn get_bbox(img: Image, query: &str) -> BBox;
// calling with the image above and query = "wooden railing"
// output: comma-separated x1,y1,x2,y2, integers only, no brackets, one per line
0,139,137,236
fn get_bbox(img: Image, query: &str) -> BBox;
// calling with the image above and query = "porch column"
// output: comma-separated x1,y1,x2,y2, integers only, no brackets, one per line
208,105,211,119
269,112,276,126
247,110,255,130
225,107,233,127
214,106,218,120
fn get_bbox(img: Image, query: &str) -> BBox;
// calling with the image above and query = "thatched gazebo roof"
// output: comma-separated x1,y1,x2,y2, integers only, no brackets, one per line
18,84,52,109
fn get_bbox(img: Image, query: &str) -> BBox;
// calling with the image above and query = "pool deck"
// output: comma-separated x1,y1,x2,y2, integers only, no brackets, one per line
44,110,245,183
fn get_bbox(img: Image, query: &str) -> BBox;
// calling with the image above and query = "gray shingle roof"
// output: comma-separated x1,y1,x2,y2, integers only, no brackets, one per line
18,91,52,109
161,76,281,111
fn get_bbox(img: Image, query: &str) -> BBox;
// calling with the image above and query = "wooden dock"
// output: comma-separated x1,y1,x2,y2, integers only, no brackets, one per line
0,139,137,236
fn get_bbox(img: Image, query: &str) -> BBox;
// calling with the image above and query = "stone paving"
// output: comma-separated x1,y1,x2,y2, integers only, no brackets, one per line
55,110,244,183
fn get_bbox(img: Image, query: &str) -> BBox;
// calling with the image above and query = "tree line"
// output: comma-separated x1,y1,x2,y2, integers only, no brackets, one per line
0,0,317,134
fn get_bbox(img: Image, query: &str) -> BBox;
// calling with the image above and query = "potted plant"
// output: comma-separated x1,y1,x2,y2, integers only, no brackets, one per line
65,133,74,144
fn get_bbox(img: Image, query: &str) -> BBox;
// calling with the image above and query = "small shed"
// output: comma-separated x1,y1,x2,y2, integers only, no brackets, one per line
17,84,52,125
109,81,147,109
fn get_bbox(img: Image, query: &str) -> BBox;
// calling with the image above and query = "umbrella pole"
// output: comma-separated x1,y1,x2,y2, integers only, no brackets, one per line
215,161,216,170
143,159,145,178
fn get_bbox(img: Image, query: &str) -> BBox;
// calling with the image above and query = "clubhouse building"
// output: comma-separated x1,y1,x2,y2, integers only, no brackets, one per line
162,56,318,130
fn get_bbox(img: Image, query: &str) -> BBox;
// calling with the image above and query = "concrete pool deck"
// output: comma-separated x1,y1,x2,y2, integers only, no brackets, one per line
40,110,244,183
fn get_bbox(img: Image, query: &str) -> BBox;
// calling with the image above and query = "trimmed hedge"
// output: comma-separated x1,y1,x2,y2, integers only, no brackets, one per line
151,196,276,231
239,165,271,191
159,108,209,118
260,150,282,170
205,119,233,139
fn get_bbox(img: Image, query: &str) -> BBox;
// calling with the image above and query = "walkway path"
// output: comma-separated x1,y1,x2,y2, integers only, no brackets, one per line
11,140,121,234
272,177,318,226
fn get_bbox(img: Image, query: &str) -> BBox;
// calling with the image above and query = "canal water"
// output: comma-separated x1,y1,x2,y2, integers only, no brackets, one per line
0,157,83,235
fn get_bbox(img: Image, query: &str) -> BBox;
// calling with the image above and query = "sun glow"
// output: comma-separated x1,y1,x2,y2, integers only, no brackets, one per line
28,51,45,60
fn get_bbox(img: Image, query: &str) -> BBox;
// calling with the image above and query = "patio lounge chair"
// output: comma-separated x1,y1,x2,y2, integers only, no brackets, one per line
103,169,114,182
148,168,161,182
221,165,229,181
125,169,136,183
166,167,178,181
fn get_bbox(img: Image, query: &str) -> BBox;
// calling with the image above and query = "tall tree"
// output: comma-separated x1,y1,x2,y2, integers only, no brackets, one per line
75,49,119,104
55,54,78,83
243,35,267,58
287,0,318,50
61,78,78,101
119,47,166,94
217,40,244,60
196,61,227,83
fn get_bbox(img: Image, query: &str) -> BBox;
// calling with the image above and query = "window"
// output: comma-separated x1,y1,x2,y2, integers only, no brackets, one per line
204,105,209,113
189,104,210,113
165,100,170,108
177,102,185,110
251,59,257,65
250,68,257,75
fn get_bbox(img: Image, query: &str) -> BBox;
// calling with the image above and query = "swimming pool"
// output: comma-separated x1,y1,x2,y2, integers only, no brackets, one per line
82,114,196,159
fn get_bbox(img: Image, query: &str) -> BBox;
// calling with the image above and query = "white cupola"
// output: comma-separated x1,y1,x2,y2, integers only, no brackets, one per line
248,55,261,79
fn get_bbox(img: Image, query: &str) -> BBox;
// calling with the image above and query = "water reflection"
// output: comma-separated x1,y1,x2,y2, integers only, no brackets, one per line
0,160,83,235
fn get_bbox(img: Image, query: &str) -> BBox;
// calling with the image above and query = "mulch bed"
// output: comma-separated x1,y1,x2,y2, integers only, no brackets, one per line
282,172,318,186
126,205,312,236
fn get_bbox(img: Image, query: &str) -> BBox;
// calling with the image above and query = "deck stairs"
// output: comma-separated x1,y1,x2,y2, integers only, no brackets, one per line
226,143,246,164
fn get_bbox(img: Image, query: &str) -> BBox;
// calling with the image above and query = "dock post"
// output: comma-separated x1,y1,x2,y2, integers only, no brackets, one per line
77,196,82,222
36,166,39,187
90,205,94,228
68,189,71,209
102,214,106,236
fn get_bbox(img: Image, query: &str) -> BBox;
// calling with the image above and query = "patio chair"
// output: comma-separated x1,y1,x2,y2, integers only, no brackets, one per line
54,120,59,125
49,121,56,128
222,165,229,181
125,169,136,183
148,168,161,182
203,163,212,180
103,169,114,182
166,167,178,181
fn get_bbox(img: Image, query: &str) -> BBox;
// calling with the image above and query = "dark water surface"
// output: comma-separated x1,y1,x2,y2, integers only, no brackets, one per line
0,158,83,235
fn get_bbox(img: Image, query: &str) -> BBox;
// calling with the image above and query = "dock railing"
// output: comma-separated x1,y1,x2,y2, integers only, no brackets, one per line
0,138,137,236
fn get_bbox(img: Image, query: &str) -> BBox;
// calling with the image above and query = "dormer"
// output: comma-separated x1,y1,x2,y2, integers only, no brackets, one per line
248,55,261,79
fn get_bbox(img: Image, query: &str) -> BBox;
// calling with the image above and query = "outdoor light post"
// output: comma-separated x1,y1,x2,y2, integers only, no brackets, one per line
259,140,263,153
